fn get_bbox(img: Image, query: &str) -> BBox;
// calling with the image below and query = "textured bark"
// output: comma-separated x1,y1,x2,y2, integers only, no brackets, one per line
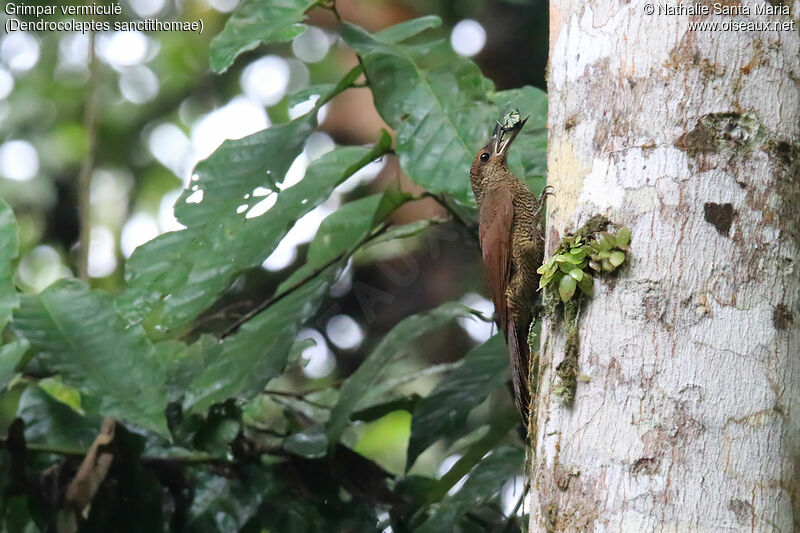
531,1,800,531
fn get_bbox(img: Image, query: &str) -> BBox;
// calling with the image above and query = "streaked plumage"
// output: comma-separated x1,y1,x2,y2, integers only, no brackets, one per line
469,116,547,428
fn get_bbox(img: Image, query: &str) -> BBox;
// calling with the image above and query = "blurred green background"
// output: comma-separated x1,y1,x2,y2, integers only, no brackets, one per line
0,0,548,524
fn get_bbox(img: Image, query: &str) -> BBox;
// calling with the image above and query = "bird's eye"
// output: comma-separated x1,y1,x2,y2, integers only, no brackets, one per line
480,152,490,162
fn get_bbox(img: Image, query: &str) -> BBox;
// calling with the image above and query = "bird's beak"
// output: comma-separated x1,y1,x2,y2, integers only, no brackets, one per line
491,116,528,157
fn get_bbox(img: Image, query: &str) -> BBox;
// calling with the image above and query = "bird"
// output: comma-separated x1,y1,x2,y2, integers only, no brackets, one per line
469,111,549,430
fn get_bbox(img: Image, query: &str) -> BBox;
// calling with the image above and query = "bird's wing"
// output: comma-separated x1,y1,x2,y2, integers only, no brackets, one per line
478,186,514,335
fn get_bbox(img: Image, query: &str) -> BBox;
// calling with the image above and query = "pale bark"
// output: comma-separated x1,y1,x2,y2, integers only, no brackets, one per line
531,1,800,531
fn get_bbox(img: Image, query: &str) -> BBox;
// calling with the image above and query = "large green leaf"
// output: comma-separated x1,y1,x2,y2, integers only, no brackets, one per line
183,193,399,415
121,130,391,334
342,21,548,203
0,339,28,390
406,333,508,469
343,22,491,203
156,336,215,403
17,385,102,453
326,302,478,444
209,0,317,73
0,196,19,333
417,445,523,532
10,280,169,437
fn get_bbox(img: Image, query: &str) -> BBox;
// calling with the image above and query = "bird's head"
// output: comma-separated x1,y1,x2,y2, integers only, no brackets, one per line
469,111,528,201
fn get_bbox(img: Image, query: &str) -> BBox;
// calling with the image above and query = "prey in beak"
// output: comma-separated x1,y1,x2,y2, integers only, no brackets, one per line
491,108,528,157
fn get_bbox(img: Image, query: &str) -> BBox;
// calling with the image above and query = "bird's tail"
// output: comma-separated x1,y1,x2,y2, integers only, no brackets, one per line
507,323,531,431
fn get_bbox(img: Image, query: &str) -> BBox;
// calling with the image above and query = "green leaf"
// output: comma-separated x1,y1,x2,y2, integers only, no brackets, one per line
406,334,507,469
418,446,523,531
596,233,614,252
558,274,577,303
430,413,517,502
351,394,421,422
17,385,102,453
609,250,626,267
284,424,328,458
564,252,586,265
183,194,395,415
157,336,214,403
365,219,439,249
121,116,310,330
616,226,632,249
121,134,390,334
188,468,278,532
10,280,170,437
193,401,242,456
343,22,547,203
0,339,28,390
38,376,82,411
209,0,317,73
374,15,442,44
326,302,477,444
288,83,335,107
341,23,493,203
0,196,19,333
557,260,575,275
491,86,548,188
568,268,584,282
577,273,594,296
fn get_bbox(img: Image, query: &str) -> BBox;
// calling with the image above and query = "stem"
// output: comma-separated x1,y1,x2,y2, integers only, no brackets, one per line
220,223,389,339
500,483,528,531
316,64,364,109
321,0,342,23
421,192,476,233
430,414,517,502
0,436,235,466
262,389,331,409
76,30,99,281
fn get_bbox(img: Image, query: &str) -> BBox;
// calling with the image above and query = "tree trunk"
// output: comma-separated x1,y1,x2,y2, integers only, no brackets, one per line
531,2,799,530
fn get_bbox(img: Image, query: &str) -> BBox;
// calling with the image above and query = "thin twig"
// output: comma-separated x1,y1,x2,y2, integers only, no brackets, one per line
0,436,237,467
323,0,342,23
220,225,389,339
262,389,331,409
184,300,253,337
498,482,528,532
76,30,99,281
421,192,475,232
70,32,119,530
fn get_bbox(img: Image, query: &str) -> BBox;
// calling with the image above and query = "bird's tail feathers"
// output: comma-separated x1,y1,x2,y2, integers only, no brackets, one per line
507,325,531,431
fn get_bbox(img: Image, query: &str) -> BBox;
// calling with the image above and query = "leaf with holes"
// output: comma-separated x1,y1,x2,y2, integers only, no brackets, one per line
121,131,391,335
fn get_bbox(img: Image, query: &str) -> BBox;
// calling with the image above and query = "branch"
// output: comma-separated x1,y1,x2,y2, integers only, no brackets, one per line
0,434,234,466
262,389,331,409
64,418,115,512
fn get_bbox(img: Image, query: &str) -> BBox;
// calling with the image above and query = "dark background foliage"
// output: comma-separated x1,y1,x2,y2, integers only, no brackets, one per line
0,0,549,530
